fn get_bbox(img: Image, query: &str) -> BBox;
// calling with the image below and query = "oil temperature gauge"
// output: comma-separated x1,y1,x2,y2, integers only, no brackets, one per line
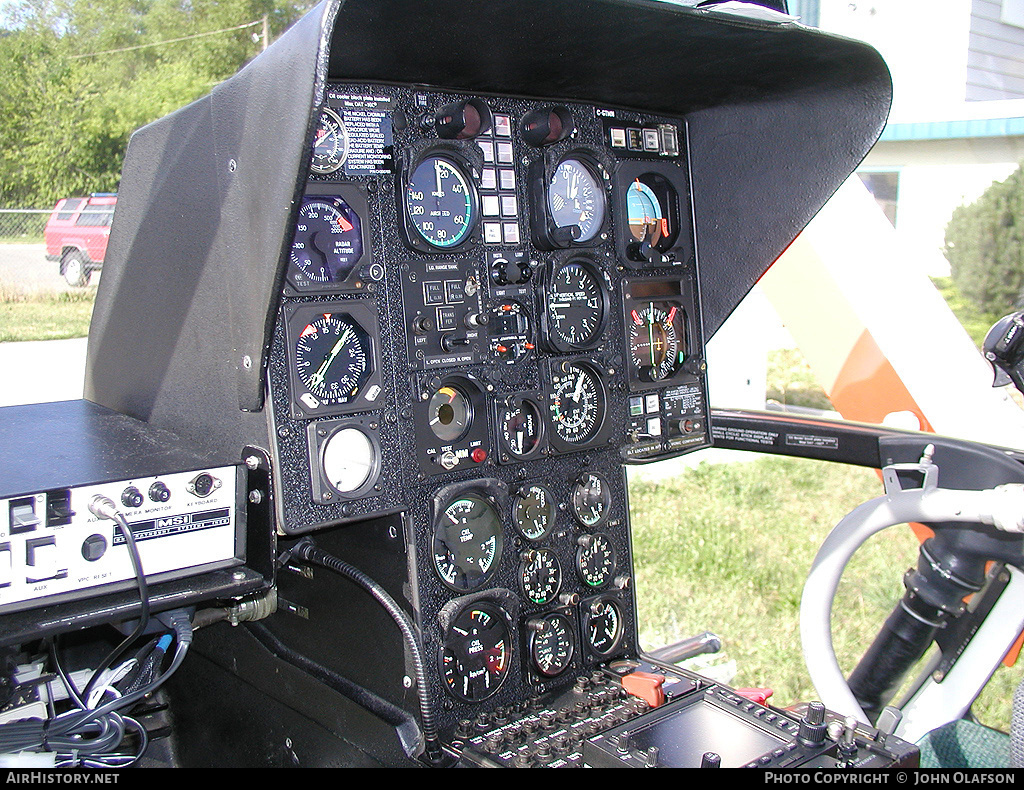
433,493,503,591
527,612,575,678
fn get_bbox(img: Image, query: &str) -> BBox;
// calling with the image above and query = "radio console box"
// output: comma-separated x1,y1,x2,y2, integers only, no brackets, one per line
0,400,255,638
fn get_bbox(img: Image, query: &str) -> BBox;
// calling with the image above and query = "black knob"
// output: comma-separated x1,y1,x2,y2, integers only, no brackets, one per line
700,752,721,768
148,481,171,503
798,701,828,746
81,534,107,562
121,486,144,508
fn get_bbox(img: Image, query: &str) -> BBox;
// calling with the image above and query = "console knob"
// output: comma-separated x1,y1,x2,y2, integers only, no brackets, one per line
700,752,721,768
798,701,828,746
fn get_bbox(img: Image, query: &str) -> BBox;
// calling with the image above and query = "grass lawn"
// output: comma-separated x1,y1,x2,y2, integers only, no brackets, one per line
0,288,95,341
629,454,1024,733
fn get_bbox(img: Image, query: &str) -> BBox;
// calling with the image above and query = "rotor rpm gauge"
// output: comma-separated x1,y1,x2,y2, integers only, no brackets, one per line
628,301,688,383
546,156,606,244
403,154,477,250
570,473,612,528
576,532,616,588
441,603,512,702
584,598,623,656
519,548,561,605
433,494,503,591
549,361,606,448
542,259,608,352
310,108,349,174
528,612,575,678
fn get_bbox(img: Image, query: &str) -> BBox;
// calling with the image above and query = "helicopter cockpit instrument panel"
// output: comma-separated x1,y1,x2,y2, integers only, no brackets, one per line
261,84,709,745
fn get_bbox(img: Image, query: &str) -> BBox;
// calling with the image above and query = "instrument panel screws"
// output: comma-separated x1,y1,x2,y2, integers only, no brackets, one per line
245,456,261,470
248,490,263,504
228,159,237,172
242,355,252,369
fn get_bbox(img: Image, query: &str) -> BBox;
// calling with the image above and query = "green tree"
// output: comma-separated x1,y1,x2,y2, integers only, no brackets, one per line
0,0,309,208
944,165,1024,315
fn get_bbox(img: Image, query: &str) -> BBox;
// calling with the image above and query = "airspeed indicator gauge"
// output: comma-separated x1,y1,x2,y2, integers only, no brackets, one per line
402,153,478,251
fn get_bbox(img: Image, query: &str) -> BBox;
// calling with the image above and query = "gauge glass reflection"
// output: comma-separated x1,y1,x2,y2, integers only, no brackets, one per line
547,157,605,243
441,604,511,702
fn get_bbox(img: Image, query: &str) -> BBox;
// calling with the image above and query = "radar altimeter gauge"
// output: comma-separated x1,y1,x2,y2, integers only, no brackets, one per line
289,195,365,290
401,152,478,251
432,493,504,591
440,603,512,702
310,107,349,174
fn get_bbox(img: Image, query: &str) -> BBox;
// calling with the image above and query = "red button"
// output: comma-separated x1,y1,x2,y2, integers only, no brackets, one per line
471,448,487,464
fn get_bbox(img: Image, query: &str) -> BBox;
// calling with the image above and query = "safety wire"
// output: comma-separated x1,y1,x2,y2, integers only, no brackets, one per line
0,498,191,766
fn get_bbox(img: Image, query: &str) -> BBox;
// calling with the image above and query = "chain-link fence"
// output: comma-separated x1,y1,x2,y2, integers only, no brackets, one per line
0,209,51,242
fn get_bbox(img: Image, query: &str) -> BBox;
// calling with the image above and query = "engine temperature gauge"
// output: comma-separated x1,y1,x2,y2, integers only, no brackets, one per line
528,612,575,678
576,532,616,588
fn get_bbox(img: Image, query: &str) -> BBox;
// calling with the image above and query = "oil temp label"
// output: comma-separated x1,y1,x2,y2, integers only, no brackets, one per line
327,92,395,175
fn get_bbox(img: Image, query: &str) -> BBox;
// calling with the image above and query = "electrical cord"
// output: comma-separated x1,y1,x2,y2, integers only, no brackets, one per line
82,498,151,705
289,538,443,765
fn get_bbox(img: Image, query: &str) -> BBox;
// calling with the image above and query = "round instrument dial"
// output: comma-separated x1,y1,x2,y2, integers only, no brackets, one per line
547,157,605,243
321,427,376,494
440,603,511,702
626,179,664,247
428,384,473,443
290,196,363,286
528,613,575,678
512,485,556,541
570,473,612,528
293,314,372,408
584,599,623,656
433,494,503,591
310,108,349,174
576,532,616,588
519,548,561,605
549,362,606,446
628,302,687,382
405,155,476,249
498,396,543,460
544,260,607,351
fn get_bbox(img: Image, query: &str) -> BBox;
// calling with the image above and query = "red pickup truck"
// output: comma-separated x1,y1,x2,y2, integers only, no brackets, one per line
44,194,116,286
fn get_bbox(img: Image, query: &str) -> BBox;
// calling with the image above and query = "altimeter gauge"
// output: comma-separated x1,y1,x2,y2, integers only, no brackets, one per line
549,361,606,448
546,156,606,244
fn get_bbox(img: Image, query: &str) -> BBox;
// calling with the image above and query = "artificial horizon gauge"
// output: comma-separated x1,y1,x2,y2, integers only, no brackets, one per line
576,532,616,588
542,258,608,352
519,548,561,605
404,153,477,249
289,196,364,286
570,472,612,528
512,484,557,541
627,301,688,382
626,178,666,248
440,603,511,702
293,313,373,410
310,108,349,174
584,598,623,656
547,156,606,243
432,494,504,591
528,612,575,678
498,396,544,461
549,361,606,446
